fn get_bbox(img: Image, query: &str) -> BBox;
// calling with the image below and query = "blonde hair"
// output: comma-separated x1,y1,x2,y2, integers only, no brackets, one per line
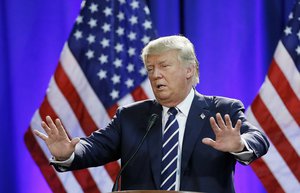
141,35,199,85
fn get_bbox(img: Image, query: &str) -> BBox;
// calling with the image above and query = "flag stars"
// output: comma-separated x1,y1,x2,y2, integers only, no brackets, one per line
86,49,94,59
143,20,152,30
117,12,125,21
98,54,108,64
88,18,97,28
128,31,137,41
144,6,150,15
100,38,110,48
80,0,86,9
296,46,300,55
128,47,136,56
113,58,122,68
87,34,96,44
139,67,147,76
103,7,112,16
110,89,119,100
127,63,134,73
89,3,98,13
129,15,138,25
114,43,124,53
74,30,83,40
97,69,107,80
141,35,150,44
297,30,300,40
130,0,139,9
116,27,125,36
118,0,126,4
102,23,111,32
289,12,293,20
284,26,292,36
125,78,134,88
111,74,121,84
76,15,83,24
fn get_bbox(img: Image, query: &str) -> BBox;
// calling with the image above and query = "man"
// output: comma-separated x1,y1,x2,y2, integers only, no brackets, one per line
34,35,269,193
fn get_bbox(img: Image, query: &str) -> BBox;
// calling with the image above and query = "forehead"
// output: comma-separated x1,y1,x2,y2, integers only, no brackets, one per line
145,50,179,65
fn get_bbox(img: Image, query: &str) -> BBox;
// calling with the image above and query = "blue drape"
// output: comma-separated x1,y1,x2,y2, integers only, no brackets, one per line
0,0,295,192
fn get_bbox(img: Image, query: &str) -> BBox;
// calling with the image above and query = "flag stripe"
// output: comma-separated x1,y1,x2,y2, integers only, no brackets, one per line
246,108,300,192
268,59,300,125
54,62,97,136
251,95,300,181
46,77,114,192
24,129,68,193
60,43,111,129
30,110,85,193
259,77,300,154
54,62,121,183
141,79,155,99
132,85,149,101
251,159,285,193
39,95,101,193
274,41,300,99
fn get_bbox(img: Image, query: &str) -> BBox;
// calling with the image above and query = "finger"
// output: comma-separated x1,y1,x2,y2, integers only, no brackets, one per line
33,129,48,141
224,114,233,129
41,121,52,136
216,113,226,130
209,117,221,133
55,118,68,137
234,119,242,131
202,137,216,148
46,116,59,135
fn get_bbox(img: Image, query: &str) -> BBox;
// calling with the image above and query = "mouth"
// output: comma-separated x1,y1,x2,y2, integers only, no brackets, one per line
156,84,166,90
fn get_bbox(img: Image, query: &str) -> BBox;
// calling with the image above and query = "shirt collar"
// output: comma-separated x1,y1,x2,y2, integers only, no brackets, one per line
162,88,195,117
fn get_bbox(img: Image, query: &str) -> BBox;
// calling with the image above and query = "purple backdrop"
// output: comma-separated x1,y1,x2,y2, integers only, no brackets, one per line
0,0,295,192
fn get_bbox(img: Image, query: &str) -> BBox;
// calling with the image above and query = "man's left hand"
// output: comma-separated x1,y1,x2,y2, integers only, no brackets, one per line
202,113,245,153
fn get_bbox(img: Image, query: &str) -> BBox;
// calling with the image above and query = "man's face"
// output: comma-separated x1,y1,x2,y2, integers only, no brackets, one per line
145,50,194,107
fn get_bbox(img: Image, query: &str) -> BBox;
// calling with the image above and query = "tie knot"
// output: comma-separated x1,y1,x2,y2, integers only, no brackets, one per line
168,107,178,116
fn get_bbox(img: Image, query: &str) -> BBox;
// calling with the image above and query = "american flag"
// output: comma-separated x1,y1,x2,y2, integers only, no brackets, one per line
246,0,300,192
24,0,156,192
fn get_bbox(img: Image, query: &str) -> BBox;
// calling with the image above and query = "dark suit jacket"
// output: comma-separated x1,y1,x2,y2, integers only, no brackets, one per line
57,91,269,193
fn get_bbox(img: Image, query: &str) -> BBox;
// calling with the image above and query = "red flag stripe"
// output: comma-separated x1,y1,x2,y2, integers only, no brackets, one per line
246,108,299,192
39,96,101,193
53,62,121,184
251,95,300,181
54,63,97,136
132,85,149,101
45,77,114,192
268,59,300,125
251,158,285,193
29,110,85,193
141,79,155,99
259,77,300,154
24,128,68,193
274,41,300,99
60,43,111,129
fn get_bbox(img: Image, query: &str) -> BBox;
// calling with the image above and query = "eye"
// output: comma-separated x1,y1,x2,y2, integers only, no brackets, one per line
146,66,154,72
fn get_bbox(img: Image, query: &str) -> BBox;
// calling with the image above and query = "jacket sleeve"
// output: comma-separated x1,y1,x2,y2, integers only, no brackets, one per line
214,97,270,165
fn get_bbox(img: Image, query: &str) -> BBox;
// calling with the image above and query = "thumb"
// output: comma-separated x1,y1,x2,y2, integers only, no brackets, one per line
71,137,80,147
202,138,216,147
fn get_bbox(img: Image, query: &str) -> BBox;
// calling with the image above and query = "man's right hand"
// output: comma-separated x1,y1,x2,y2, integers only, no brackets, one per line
33,115,80,161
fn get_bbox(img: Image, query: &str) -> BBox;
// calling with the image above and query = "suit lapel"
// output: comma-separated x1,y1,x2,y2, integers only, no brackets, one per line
181,92,212,174
147,101,163,189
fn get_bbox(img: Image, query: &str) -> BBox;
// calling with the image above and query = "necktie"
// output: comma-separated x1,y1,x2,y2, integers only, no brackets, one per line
160,107,179,190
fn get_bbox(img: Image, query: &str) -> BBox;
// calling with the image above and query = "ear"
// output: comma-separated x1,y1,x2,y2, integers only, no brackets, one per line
186,65,194,79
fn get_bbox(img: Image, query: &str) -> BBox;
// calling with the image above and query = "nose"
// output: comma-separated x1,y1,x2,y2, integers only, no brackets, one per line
152,67,162,79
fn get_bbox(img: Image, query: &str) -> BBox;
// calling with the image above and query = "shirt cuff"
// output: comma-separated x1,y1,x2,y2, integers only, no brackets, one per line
230,138,254,165
49,152,75,168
